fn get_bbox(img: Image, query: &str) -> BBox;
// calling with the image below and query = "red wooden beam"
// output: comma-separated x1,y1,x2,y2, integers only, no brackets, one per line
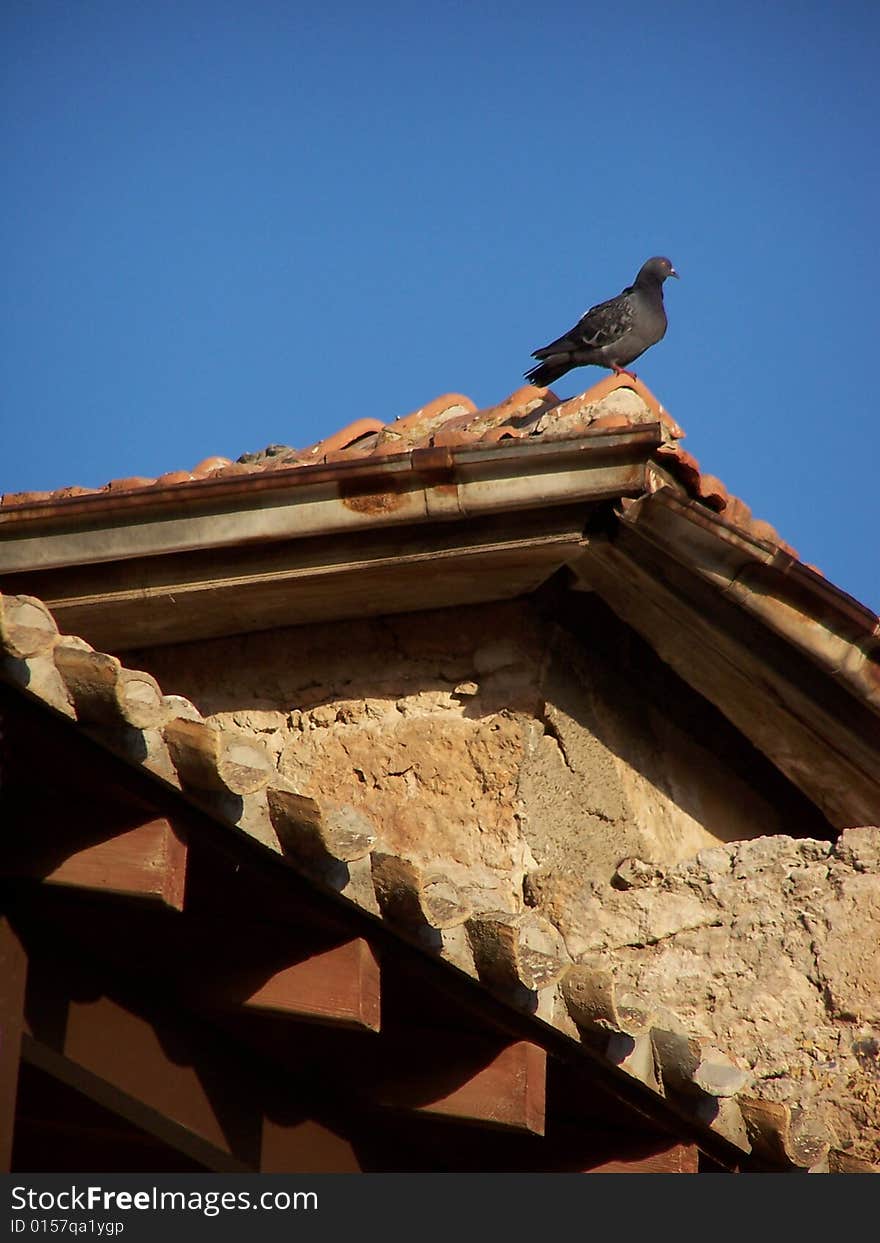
378,1038,547,1135
21,1036,253,1173
231,937,380,1031
2,688,187,908
22,969,261,1171
584,1143,699,1173
4,816,187,909
19,946,373,1173
17,890,381,1032
260,1117,363,1173
0,918,28,1171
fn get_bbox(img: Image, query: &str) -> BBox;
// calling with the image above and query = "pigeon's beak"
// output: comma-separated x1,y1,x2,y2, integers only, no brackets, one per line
669,268,680,279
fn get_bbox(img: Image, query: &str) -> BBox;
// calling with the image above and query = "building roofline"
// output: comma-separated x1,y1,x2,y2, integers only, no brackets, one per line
0,423,661,575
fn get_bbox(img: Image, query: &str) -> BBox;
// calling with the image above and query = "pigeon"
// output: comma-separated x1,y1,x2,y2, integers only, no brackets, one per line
525,256,679,388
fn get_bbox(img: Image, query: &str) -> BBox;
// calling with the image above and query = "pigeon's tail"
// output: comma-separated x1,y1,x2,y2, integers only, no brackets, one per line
524,356,572,388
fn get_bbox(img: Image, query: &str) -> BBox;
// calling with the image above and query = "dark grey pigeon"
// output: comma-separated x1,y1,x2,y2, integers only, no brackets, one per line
525,256,679,387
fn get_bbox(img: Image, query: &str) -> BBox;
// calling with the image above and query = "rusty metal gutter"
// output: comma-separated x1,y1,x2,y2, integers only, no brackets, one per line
0,425,662,575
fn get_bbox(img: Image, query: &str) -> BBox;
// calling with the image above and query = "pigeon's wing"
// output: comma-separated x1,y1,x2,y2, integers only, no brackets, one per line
532,287,635,358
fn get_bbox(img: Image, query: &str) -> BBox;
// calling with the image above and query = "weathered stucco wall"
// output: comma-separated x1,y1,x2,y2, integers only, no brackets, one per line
129,595,830,911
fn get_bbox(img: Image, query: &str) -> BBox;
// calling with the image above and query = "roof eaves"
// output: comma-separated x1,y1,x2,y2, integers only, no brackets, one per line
567,491,880,829
0,424,662,576
620,487,880,711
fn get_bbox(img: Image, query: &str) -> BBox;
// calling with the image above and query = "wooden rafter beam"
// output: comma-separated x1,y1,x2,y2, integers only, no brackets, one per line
294,1023,548,1137
584,1144,699,1173
2,685,188,907
3,816,187,910
223,936,380,1030
379,1038,547,1135
20,1036,252,1174
18,942,370,1174
11,890,711,1172
0,918,28,1172
12,889,381,1033
22,955,262,1171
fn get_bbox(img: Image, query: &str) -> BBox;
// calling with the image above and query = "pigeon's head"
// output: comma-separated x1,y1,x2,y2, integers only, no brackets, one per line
639,256,679,284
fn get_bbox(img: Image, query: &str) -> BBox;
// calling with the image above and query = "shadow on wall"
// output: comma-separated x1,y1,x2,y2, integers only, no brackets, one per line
541,588,835,848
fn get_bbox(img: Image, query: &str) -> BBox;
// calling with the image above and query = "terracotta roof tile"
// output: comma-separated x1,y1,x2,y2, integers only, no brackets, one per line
106,475,157,492
651,446,804,555
695,472,729,513
531,375,671,443
478,422,532,444
655,442,703,491
318,416,386,458
724,495,753,529
0,377,675,500
1,489,56,507
192,456,233,477
576,373,685,438
747,517,783,547
433,390,550,449
55,485,101,500
492,383,553,412
155,471,196,487
430,410,485,448
391,392,477,430
461,384,553,433
374,394,478,455
324,433,382,463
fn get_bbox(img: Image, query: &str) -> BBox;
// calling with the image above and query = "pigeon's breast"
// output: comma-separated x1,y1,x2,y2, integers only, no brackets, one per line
603,296,667,366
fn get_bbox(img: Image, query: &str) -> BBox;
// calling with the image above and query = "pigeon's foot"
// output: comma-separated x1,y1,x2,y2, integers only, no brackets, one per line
610,365,638,380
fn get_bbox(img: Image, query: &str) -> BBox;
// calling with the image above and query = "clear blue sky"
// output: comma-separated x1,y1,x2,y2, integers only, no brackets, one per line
3,1,878,610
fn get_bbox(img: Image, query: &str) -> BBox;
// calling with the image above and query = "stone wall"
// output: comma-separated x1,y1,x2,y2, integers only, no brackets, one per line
129,594,831,912
542,828,880,1164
